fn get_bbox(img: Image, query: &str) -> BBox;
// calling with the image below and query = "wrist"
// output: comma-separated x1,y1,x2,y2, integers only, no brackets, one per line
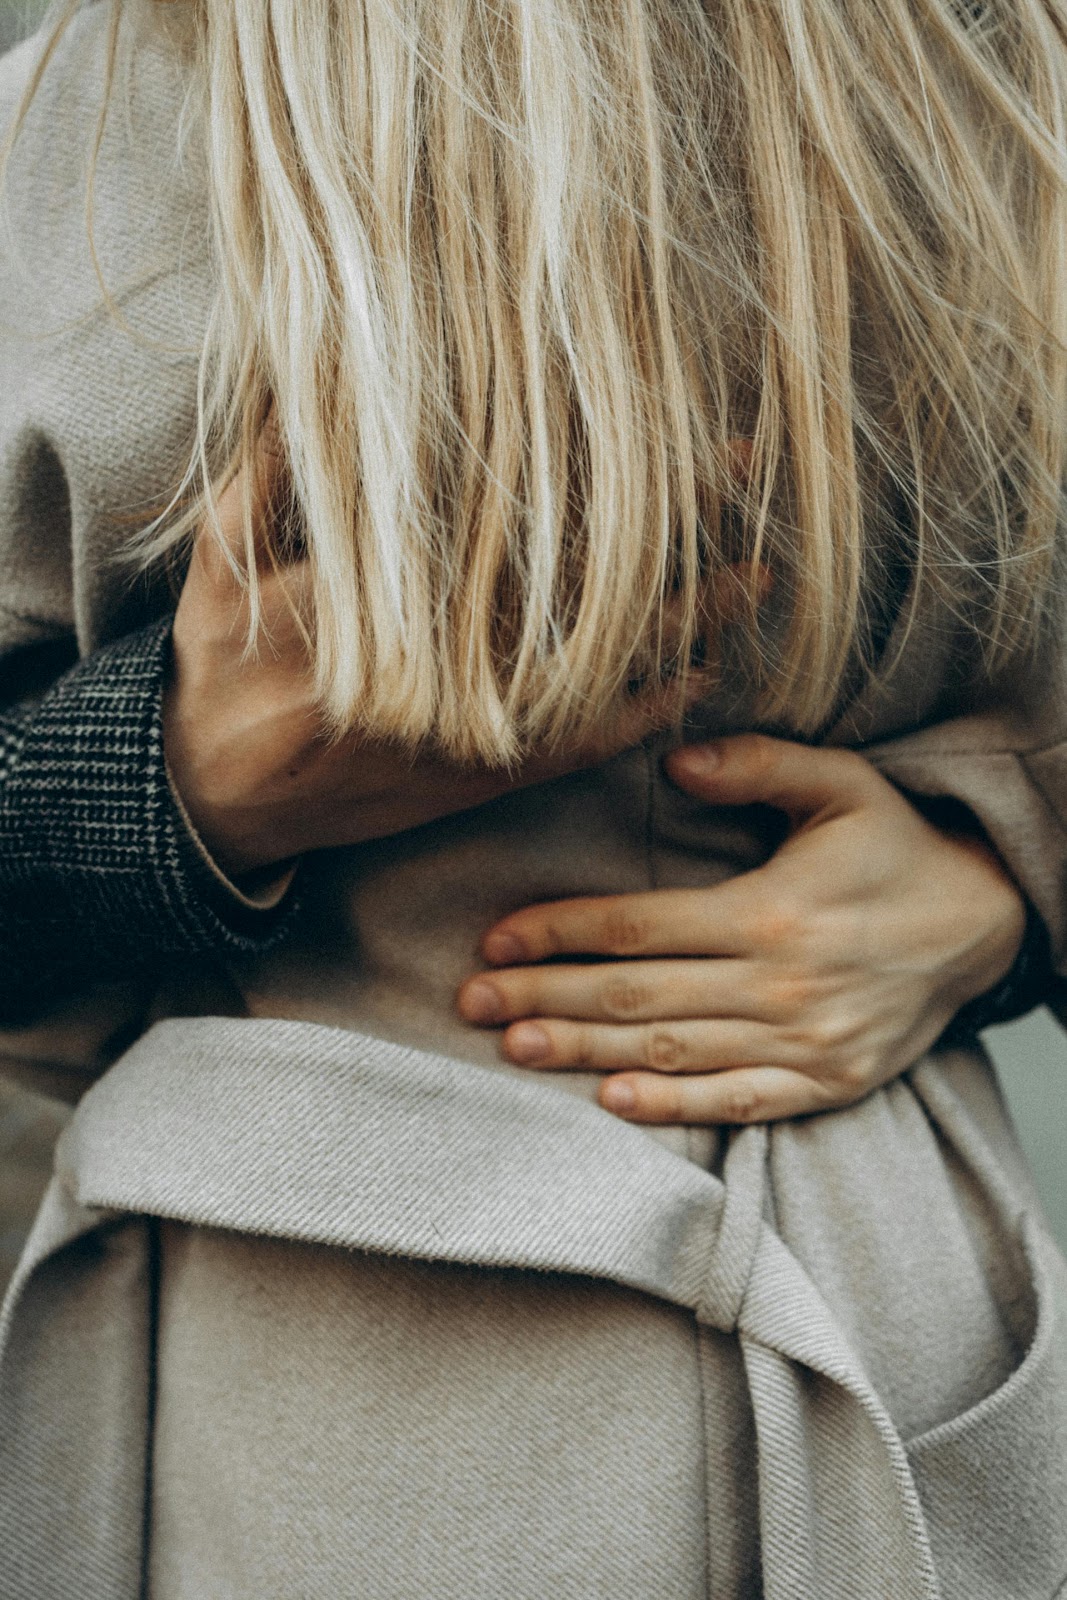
163,766,301,878
951,835,1028,1004
161,669,300,878
941,898,1053,1042
165,758,299,907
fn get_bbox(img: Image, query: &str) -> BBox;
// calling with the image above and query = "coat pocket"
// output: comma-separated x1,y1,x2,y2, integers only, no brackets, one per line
906,1216,1067,1600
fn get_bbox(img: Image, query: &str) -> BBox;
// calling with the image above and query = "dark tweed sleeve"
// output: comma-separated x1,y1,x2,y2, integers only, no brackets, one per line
0,617,298,1026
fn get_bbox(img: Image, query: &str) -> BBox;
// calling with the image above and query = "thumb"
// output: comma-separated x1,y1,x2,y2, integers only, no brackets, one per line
664,733,877,821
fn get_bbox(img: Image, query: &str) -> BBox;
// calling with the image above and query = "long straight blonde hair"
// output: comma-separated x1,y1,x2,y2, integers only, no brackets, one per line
18,0,1067,759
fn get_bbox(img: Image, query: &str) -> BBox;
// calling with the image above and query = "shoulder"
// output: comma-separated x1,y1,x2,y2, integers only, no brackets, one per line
0,2,209,327
0,4,212,656
0,1,193,130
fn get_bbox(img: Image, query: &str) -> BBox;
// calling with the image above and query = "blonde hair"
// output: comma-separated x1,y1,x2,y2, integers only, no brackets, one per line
18,0,1067,758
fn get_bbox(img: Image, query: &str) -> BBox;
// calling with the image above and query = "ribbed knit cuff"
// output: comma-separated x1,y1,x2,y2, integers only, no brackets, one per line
0,617,299,1020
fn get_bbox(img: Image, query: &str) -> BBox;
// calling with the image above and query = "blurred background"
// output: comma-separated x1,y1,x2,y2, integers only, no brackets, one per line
0,0,44,53
0,0,1064,1289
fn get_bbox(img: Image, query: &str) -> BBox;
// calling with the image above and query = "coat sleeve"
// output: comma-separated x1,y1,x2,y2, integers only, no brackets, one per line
0,616,299,1092
0,15,304,1091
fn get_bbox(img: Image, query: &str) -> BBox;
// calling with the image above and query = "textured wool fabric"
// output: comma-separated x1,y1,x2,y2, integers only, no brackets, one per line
3,9,1067,1599
0,618,297,1025
4,1019,1067,1597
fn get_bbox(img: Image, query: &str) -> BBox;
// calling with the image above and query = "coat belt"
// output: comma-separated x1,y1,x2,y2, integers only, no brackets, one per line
0,1015,943,1599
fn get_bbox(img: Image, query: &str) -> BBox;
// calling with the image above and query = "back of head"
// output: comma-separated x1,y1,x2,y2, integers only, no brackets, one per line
25,0,1067,757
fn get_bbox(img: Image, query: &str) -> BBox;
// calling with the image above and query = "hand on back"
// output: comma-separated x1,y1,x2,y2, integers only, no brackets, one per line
164,425,1027,1124
458,735,1029,1124
163,424,706,878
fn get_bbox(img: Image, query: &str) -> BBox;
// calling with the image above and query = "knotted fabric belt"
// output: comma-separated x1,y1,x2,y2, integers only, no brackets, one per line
0,1015,977,1598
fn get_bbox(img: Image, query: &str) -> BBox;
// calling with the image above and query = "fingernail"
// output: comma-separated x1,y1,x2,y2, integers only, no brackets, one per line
459,980,502,1025
484,931,527,965
601,1080,636,1114
506,1023,551,1064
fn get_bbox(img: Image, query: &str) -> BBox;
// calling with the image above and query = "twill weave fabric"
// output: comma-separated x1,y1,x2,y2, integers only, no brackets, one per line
3,10,1067,1599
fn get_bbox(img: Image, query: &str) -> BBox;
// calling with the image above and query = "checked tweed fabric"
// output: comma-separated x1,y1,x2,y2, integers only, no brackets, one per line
0,620,296,1026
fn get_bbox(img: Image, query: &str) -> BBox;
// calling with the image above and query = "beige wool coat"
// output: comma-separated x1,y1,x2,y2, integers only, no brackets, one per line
3,10,1067,1598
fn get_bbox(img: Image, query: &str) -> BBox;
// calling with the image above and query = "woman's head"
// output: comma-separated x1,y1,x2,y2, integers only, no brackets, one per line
21,0,1067,758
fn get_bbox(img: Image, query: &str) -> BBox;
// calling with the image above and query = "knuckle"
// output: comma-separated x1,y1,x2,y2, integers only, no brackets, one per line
720,1083,768,1124
801,1016,843,1055
536,917,567,958
784,1013,849,1059
601,906,650,956
569,1027,598,1069
601,976,650,1021
748,894,806,952
768,969,818,1015
835,1054,878,1097
646,1028,687,1071
492,975,527,1017
812,1006,865,1054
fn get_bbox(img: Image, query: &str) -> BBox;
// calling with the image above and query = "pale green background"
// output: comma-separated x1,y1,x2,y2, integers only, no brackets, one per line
0,0,47,54
988,1011,1067,1248
0,0,1064,1261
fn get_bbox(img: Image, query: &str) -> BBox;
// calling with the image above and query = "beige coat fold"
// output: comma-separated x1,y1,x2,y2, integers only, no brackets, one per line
2,13,1067,1598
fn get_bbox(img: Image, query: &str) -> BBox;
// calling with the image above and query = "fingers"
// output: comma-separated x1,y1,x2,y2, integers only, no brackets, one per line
481,884,765,965
492,1015,783,1074
664,734,880,822
458,959,784,1027
597,1065,838,1124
